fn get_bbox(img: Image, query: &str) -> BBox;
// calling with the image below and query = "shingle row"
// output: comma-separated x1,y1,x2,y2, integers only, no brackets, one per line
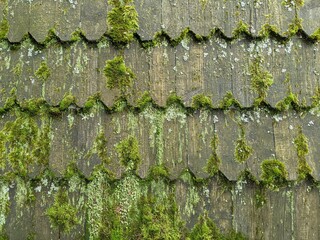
0,37,319,109
3,0,320,42
1,107,319,181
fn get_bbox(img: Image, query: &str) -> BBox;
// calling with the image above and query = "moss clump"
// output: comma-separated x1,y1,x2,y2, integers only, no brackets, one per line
112,97,128,112
35,61,51,82
206,133,221,176
261,159,288,190
232,20,250,37
275,90,298,111
3,88,17,110
166,93,183,106
259,24,280,37
107,0,139,45
192,94,213,110
59,93,76,111
249,57,274,105
20,98,46,115
234,127,253,163
116,136,141,171
46,189,79,234
70,29,85,42
138,194,184,239
286,17,302,36
136,91,153,110
0,113,50,177
104,56,135,95
188,212,221,240
294,127,312,181
84,93,101,111
219,91,241,109
149,164,169,179
310,28,320,41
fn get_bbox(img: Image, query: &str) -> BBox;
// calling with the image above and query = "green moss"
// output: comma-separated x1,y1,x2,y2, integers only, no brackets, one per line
149,164,169,179
255,188,266,208
261,159,288,190
258,24,280,37
20,98,46,114
12,63,22,76
249,57,273,105
138,194,184,240
171,28,189,46
3,88,17,110
110,174,140,236
46,189,79,234
93,130,110,165
294,127,312,181
232,20,250,37
59,93,76,111
70,29,85,42
234,126,253,163
219,91,241,109
192,94,213,110
112,97,128,112
136,91,153,110
188,212,222,240
282,0,304,8
35,61,51,82
84,93,101,111
104,55,135,95
0,113,50,177
166,92,183,106
275,90,298,111
206,133,221,176
116,136,141,171
107,0,139,45
286,17,302,36
199,0,208,10
310,28,320,41
0,1,8,39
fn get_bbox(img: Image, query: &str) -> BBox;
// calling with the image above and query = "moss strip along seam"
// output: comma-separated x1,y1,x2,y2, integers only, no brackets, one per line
0,27,318,50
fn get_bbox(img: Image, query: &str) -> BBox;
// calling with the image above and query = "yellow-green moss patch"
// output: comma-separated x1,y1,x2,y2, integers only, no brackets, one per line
104,55,135,95
261,159,288,190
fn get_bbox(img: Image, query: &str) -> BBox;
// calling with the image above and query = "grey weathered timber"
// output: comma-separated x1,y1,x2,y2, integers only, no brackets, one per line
1,107,320,181
135,0,161,40
299,0,320,36
30,0,57,43
81,0,108,41
4,0,320,42
215,111,246,181
0,38,319,108
293,182,320,240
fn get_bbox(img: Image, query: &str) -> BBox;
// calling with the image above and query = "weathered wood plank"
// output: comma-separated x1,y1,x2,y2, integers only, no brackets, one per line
293,182,320,240
216,111,246,181
55,0,81,41
135,0,161,40
7,0,30,42
273,111,300,180
30,0,57,43
299,0,320,36
81,0,108,41
251,0,295,36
